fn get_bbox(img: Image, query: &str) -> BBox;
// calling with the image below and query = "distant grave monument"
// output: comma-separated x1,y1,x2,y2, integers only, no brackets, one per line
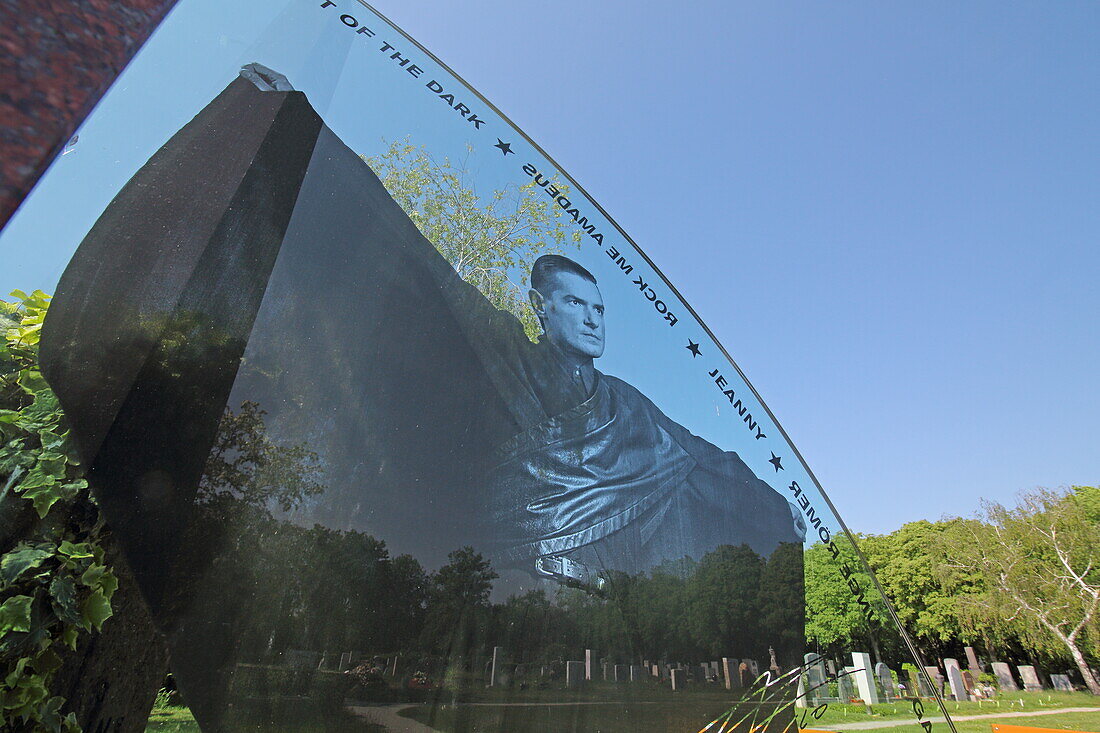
876,662,898,699
851,652,879,704
566,661,584,688
1018,665,1042,691
1050,674,1073,692
992,662,1018,691
946,665,968,701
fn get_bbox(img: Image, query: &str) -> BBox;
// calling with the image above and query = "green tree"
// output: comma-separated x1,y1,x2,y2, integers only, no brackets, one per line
863,520,987,659
943,488,1100,694
419,547,498,659
803,534,889,661
366,141,581,341
687,544,764,658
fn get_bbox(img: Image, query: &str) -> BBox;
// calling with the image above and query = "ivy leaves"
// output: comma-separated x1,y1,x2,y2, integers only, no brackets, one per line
1,291,111,733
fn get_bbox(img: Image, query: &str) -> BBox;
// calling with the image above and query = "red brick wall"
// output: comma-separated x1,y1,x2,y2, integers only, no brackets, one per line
0,0,179,229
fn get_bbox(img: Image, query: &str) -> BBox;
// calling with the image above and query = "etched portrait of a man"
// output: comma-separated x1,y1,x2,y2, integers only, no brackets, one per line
461,253,805,588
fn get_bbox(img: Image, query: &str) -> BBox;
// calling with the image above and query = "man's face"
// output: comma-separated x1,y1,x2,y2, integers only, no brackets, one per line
536,271,605,360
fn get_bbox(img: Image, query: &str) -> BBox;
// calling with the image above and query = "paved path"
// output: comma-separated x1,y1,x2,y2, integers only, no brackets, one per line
830,706,1100,730
347,704,440,732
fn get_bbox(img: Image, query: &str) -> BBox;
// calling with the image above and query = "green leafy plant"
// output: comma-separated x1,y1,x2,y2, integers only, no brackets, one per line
1,290,116,732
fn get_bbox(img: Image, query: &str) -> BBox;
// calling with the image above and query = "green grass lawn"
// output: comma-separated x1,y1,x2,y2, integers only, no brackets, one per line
809,691,1100,726
146,689,1100,732
144,704,385,731
400,700,792,732
393,691,1100,733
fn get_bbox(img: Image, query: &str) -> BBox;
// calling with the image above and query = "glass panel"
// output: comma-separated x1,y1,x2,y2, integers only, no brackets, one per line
2,1,958,731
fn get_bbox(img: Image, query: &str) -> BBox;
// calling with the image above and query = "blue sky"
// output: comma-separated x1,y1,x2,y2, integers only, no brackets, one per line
1,0,1096,537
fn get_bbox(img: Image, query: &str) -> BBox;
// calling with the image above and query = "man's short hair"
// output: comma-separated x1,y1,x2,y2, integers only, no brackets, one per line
530,254,597,295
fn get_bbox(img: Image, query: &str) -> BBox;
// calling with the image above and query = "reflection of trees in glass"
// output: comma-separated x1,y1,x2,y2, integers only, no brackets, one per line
185,404,804,697
198,400,323,511
419,547,498,660
365,141,581,341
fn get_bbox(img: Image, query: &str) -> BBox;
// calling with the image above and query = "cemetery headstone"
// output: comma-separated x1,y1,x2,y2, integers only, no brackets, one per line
961,670,976,696
1018,665,1042,691
614,664,629,682
838,669,856,701
585,649,593,681
924,666,945,696
339,652,352,671
671,668,686,691
991,662,1018,691
946,665,968,702
876,662,898,699
851,652,879,704
745,658,759,678
566,661,585,688
1050,674,1073,692
943,658,961,676
906,667,926,697
722,657,739,690
490,646,504,687
804,653,826,702
631,665,645,682
964,646,982,672
738,661,750,687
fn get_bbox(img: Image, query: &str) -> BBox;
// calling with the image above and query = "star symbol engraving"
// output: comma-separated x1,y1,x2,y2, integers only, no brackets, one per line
686,340,702,357
494,139,514,155
769,452,784,472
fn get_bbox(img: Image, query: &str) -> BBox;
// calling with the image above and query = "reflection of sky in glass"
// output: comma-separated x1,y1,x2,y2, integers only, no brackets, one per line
0,0,843,547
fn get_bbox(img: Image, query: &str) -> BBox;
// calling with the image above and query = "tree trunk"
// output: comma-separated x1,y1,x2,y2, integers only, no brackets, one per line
50,540,171,733
867,633,882,667
1064,636,1100,695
